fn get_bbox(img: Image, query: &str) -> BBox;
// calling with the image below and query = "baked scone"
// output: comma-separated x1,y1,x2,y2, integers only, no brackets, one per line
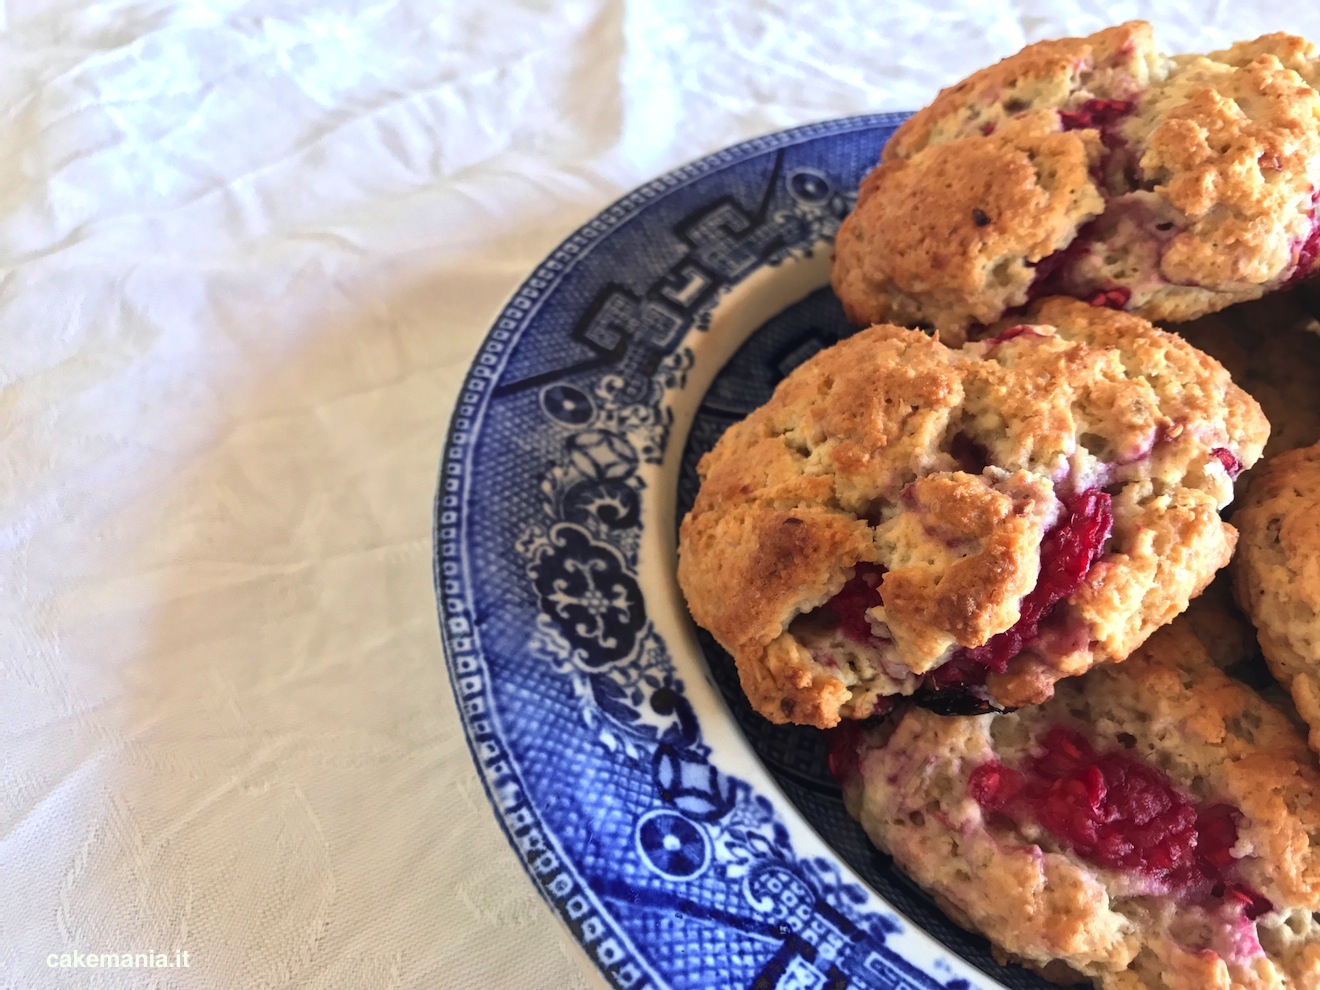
1175,290,1320,465
1232,442,1320,755
832,21,1320,340
677,298,1268,727
834,623,1320,989
1179,571,1259,673
1178,569,1305,728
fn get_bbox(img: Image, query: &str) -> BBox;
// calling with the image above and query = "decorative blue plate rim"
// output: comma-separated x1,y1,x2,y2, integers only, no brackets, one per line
435,113,1029,990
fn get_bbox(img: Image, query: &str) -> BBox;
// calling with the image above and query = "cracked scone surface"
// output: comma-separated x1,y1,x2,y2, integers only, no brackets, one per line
1232,442,1320,755
676,298,1267,728
832,21,1320,339
837,623,1320,990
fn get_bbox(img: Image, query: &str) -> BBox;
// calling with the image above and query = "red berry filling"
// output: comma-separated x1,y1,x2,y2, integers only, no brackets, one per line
924,652,991,693
970,726,1272,918
937,489,1112,687
984,324,1043,345
1027,222,1099,301
1025,99,1144,306
1028,223,1134,310
812,491,1110,713
1284,190,1320,288
1058,98,1134,132
1087,287,1131,309
1210,447,1242,480
819,564,887,644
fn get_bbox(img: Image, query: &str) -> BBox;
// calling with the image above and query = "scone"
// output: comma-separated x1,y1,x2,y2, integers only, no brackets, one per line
832,21,1320,340
1232,441,1320,755
1179,571,1304,729
677,298,1267,728
1175,290,1320,464
834,623,1320,989
1178,571,1259,673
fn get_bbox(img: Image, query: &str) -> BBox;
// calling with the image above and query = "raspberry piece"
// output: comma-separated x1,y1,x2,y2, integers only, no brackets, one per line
1027,222,1099,301
958,489,1112,673
819,564,887,644
1027,727,1199,882
814,493,1110,713
1284,190,1320,288
968,760,1023,810
925,652,991,695
1058,98,1134,131
918,490,1112,713
969,726,1273,918
1210,447,1242,479
1221,883,1275,921
1087,287,1131,309
1197,803,1242,873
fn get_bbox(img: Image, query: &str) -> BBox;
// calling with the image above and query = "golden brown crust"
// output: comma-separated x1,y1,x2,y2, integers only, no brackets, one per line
833,24,1320,340
885,22,1160,162
1210,33,1320,86
1138,48,1320,290
843,622,1320,989
876,471,1049,661
1232,442,1320,755
677,302,1267,727
834,115,1106,330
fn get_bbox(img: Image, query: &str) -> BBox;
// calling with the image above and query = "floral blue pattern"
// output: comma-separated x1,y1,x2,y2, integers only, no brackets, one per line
529,524,646,667
437,115,1042,990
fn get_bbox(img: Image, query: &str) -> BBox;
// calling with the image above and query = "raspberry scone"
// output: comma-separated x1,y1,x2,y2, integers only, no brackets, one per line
677,298,1268,728
832,21,1320,340
1176,292,1320,464
834,623,1320,989
1232,442,1320,754
1178,572,1259,673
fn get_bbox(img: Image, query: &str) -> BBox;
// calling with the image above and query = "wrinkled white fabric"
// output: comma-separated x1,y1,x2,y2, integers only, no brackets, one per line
5,3,1320,987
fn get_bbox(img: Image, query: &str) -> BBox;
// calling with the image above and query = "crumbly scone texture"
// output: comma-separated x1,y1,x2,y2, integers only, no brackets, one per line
676,299,1267,728
832,21,1320,340
1232,442,1320,756
841,622,1320,990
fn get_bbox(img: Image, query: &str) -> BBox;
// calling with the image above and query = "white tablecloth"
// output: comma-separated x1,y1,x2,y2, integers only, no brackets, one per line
8,3,1320,987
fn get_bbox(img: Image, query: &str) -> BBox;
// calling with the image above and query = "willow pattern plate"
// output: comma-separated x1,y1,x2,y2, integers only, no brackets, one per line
436,113,1052,990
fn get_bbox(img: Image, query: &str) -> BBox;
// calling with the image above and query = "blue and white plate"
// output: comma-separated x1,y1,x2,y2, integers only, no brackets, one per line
436,115,1052,990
